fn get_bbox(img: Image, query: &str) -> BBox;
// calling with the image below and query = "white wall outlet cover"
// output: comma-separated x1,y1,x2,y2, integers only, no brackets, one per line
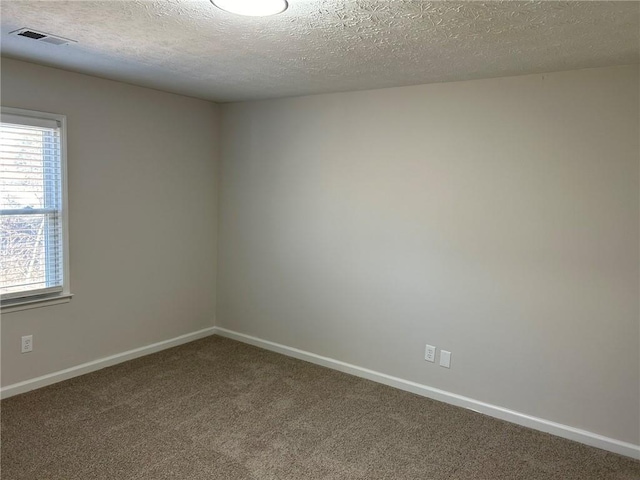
425,344,436,362
21,335,33,353
440,350,451,368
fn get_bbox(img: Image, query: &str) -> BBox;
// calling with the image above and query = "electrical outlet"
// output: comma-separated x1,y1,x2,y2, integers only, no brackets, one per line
440,350,451,368
21,335,33,353
424,344,436,363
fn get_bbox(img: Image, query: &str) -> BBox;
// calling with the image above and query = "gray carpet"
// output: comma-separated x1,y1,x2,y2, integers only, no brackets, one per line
1,335,638,479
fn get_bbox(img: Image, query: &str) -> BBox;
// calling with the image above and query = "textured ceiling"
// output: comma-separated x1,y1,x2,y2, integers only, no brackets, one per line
1,1,638,102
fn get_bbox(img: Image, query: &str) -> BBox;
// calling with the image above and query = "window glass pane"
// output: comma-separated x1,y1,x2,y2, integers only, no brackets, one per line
0,213,49,294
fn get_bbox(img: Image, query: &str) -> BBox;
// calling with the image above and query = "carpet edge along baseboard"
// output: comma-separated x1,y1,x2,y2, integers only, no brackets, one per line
213,327,640,460
0,327,216,399
1,324,638,460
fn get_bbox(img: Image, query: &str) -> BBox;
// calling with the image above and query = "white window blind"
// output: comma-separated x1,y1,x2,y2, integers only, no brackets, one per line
1,110,67,301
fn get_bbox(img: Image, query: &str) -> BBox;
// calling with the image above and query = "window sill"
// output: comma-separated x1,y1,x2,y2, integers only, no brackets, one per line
1,294,73,314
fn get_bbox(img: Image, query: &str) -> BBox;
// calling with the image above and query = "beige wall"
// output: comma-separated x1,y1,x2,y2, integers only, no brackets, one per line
218,65,640,445
1,58,219,385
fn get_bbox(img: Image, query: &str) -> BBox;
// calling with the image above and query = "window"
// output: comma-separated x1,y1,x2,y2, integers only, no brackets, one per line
1,107,70,310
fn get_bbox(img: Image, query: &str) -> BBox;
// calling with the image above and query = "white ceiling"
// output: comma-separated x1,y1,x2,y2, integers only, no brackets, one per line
1,1,638,103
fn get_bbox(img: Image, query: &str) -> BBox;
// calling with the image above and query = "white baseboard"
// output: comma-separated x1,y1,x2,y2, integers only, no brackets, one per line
3,324,637,459
213,326,640,460
1,326,216,400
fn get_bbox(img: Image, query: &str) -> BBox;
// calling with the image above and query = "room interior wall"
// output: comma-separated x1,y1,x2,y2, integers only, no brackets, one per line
217,64,640,445
0,58,219,386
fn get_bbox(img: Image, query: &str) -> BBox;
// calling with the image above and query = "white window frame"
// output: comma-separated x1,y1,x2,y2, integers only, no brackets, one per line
1,107,72,313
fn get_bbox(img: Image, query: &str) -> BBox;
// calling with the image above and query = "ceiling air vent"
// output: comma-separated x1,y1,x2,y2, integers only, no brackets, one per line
10,28,76,46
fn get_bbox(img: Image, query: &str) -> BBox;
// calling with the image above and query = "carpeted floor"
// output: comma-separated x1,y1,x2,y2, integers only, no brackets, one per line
1,336,638,479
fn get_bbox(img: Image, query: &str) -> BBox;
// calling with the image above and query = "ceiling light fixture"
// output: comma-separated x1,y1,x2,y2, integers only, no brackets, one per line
211,0,288,17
